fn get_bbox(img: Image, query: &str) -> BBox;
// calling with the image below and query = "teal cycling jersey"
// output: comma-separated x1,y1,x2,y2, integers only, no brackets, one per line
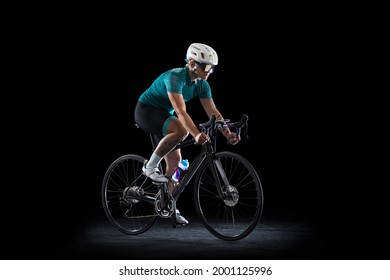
138,67,212,115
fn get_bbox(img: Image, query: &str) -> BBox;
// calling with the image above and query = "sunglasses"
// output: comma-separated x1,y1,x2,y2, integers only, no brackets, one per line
195,62,215,73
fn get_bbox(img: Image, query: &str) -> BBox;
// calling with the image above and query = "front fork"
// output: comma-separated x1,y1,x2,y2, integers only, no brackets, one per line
205,143,230,198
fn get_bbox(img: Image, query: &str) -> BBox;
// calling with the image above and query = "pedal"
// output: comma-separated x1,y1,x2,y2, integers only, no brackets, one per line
149,176,169,186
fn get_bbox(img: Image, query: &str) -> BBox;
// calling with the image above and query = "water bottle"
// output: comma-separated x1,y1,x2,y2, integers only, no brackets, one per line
172,159,189,182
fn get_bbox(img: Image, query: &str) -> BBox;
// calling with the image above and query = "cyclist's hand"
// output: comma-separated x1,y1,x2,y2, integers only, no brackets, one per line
195,132,209,145
227,132,241,145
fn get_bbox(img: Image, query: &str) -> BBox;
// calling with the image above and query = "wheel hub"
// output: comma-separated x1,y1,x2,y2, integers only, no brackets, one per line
224,185,239,207
123,186,144,204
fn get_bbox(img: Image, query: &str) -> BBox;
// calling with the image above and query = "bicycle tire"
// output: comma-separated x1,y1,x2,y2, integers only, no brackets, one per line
194,151,263,241
102,154,158,235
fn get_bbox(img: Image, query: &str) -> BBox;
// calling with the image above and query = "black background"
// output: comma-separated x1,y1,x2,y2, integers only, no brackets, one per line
3,11,387,260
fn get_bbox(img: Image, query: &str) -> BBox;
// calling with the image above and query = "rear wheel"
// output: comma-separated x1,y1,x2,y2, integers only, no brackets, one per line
194,152,263,241
102,154,158,234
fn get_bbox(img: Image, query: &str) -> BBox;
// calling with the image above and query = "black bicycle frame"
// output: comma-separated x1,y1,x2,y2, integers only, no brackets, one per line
127,138,208,207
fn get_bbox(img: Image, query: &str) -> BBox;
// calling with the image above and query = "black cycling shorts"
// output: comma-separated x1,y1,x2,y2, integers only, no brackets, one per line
134,101,177,142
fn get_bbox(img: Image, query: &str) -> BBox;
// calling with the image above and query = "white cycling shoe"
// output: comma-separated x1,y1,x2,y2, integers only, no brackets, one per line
175,209,189,225
142,161,168,183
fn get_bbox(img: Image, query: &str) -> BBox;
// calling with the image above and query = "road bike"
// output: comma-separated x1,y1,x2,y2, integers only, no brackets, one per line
102,114,264,241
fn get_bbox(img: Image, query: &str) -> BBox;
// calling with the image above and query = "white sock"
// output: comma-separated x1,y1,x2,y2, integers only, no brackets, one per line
146,152,163,169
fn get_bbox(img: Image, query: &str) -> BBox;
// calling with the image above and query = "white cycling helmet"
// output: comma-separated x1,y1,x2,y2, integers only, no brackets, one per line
186,43,218,66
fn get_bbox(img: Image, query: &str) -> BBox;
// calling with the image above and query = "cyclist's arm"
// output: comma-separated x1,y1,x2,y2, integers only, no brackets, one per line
200,98,232,138
168,92,203,138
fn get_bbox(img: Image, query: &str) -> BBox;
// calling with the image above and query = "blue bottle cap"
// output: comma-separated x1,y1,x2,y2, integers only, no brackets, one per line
179,159,189,170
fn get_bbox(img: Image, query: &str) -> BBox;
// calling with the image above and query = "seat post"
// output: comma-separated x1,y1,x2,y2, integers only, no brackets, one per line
149,134,157,152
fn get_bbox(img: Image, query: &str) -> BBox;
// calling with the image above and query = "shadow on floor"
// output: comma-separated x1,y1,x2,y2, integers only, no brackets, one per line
55,212,331,260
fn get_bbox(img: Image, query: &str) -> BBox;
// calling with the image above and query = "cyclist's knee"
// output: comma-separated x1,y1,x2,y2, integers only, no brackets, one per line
171,127,188,142
168,120,188,141
178,130,189,141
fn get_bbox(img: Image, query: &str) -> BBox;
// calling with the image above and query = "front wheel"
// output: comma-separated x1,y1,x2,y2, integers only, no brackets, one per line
194,151,263,241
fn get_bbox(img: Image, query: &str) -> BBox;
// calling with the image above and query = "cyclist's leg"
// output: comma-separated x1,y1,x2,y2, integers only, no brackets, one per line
164,148,183,177
161,121,189,225
162,115,191,190
134,102,178,181
154,118,188,164
164,149,181,194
